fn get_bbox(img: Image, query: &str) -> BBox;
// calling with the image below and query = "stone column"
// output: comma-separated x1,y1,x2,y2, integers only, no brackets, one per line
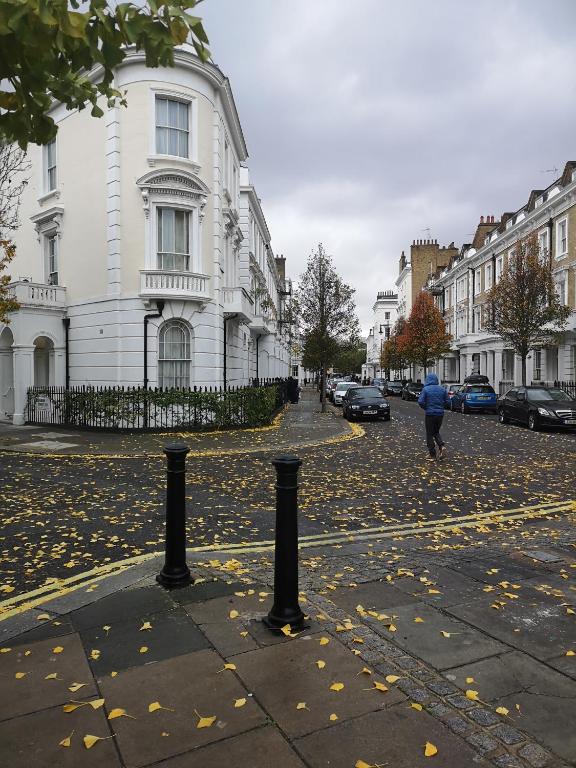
460,353,467,382
514,354,523,386
493,350,503,390
12,345,35,426
54,346,66,386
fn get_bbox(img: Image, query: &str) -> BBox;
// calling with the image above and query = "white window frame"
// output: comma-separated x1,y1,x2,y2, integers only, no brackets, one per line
156,207,191,272
556,217,568,259
473,305,481,331
158,319,192,389
148,87,199,171
554,273,567,305
44,139,57,194
484,263,492,291
495,255,504,283
457,276,467,302
46,233,59,285
155,96,189,159
533,349,542,381
538,228,549,258
474,269,481,296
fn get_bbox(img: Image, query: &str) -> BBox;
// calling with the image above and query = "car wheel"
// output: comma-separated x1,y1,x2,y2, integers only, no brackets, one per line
528,411,539,431
460,401,467,414
498,408,509,424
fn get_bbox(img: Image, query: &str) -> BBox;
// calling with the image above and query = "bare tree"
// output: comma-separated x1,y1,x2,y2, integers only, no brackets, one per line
0,140,30,321
295,244,360,412
484,234,570,385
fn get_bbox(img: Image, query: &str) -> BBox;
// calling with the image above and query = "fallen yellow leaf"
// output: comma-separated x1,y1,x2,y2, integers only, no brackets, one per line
496,706,509,716
15,672,27,679
90,650,100,660
59,732,73,748
466,677,475,684
68,683,86,693
108,708,134,720
219,663,237,672
140,621,152,631
330,682,344,692
424,741,438,757
385,675,400,683
329,713,338,721
566,650,575,656
64,702,86,713
234,698,246,708
296,702,308,710
229,610,239,619
355,761,372,768
411,702,423,711
83,734,103,749
280,624,293,636
196,714,216,729
372,682,388,693
52,646,64,654
139,647,148,654
316,660,326,669
148,701,175,713
45,673,59,680
414,617,425,623
88,698,105,710
319,637,330,645
465,690,479,701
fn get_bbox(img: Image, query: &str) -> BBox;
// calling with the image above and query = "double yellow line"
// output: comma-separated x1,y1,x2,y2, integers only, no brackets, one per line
1,499,573,624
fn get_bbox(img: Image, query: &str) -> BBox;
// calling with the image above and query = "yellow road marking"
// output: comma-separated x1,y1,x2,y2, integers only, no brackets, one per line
1,499,573,623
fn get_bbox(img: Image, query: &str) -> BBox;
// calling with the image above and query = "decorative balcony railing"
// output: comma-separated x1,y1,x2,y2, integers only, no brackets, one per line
140,270,211,303
8,281,66,309
222,287,254,323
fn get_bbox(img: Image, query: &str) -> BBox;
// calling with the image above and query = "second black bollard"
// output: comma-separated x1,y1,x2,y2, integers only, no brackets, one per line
156,442,192,589
263,455,307,632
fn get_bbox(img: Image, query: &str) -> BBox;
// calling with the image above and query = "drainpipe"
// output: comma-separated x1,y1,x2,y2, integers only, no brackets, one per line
62,318,70,389
547,218,554,302
223,314,238,391
143,300,164,389
255,334,261,383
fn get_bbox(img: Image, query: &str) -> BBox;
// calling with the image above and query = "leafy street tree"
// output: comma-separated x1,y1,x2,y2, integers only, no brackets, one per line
484,234,570,385
333,338,367,375
296,244,360,412
0,0,210,149
380,317,408,379
0,140,30,321
398,290,451,375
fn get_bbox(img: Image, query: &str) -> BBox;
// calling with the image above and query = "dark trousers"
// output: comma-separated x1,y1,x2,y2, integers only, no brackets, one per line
425,414,444,455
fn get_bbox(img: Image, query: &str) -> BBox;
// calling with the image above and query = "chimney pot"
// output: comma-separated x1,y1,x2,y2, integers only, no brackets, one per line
480,215,484,224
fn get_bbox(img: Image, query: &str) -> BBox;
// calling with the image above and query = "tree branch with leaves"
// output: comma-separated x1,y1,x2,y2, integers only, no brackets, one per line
484,234,570,385
0,0,210,149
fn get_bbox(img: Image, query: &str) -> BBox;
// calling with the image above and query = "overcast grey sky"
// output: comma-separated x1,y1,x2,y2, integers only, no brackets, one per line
200,0,576,331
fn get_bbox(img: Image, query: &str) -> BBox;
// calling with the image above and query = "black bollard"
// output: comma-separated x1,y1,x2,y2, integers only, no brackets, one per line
156,442,192,589
263,455,307,632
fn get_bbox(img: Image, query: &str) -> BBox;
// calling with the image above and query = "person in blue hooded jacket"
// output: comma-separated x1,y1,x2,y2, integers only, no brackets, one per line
417,373,450,460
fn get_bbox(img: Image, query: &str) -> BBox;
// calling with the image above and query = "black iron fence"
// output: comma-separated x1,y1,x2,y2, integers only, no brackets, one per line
555,380,576,399
26,379,288,431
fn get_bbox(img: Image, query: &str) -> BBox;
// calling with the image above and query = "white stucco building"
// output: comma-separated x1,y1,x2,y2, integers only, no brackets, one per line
426,162,576,388
0,47,290,425
364,290,398,379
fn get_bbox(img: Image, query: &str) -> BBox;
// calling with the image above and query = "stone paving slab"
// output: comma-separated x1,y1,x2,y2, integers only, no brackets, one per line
0,701,121,768
229,631,406,738
80,607,209,676
0,633,98,721
445,651,576,761
365,600,507,670
150,725,307,768
295,704,493,768
446,592,576,662
98,648,267,768
11,614,75,647
327,580,420,614
70,584,176,631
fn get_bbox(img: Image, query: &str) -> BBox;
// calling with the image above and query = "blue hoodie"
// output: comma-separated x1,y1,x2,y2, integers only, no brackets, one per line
418,373,450,416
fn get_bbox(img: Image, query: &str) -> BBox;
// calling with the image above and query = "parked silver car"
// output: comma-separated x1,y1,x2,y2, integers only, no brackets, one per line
333,381,359,406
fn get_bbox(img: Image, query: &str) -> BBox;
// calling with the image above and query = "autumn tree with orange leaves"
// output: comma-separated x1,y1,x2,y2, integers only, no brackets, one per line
398,290,451,374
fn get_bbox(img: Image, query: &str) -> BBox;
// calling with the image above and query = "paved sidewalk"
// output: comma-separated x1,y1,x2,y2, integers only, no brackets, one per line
0,388,355,456
1,524,575,768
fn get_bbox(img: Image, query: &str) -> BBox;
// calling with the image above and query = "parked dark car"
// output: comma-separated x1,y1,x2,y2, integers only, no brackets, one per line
386,380,404,396
450,384,498,413
371,377,388,394
401,381,424,401
342,386,391,421
498,386,576,431
444,383,460,402
464,374,490,384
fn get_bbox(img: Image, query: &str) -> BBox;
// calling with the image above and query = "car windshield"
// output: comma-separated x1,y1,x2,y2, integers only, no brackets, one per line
469,385,495,393
526,388,571,402
335,382,356,391
372,379,386,385
350,387,382,398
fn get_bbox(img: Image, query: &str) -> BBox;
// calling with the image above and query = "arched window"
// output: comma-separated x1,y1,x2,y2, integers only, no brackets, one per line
158,320,191,389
